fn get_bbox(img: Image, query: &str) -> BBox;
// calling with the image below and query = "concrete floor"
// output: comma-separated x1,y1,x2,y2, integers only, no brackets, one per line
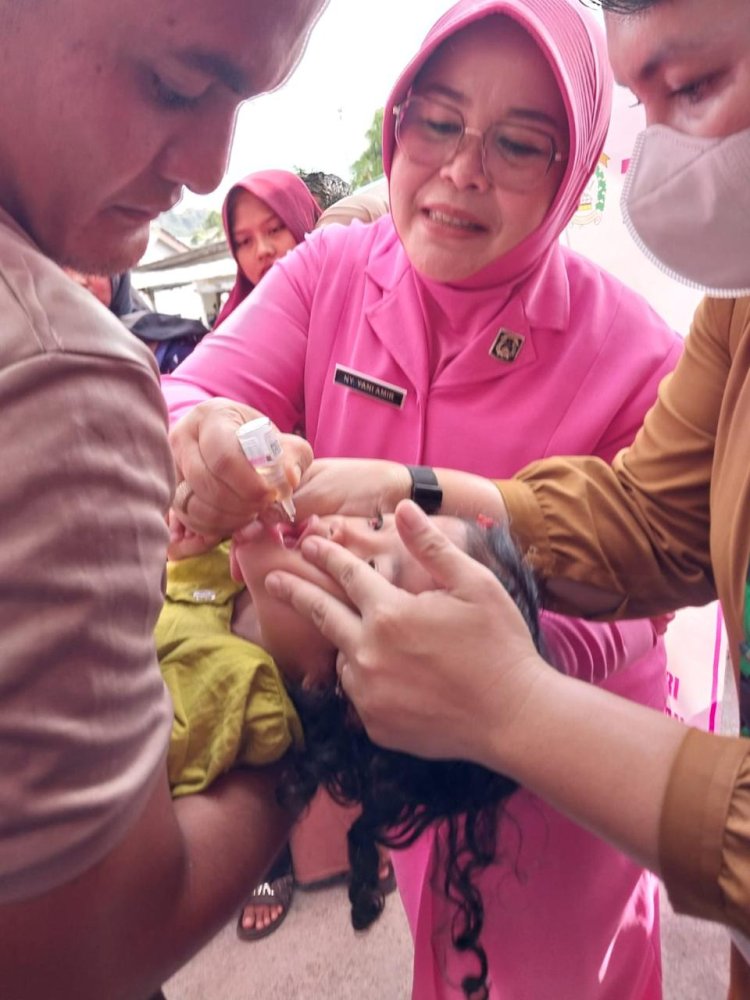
165,878,730,999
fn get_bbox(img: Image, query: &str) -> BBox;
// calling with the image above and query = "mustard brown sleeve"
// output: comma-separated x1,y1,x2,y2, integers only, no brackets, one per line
497,297,732,619
659,727,750,937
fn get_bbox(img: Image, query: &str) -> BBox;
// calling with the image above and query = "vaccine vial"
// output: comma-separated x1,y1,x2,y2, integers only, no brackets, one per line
236,416,296,522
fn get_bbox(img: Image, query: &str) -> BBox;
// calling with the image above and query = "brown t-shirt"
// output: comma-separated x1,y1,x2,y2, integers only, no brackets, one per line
0,209,174,903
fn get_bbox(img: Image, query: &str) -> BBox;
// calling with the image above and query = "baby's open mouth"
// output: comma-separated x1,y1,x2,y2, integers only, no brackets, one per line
278,518,309,548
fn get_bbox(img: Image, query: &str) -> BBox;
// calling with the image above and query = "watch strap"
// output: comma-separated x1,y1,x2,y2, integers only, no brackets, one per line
405,465,442,515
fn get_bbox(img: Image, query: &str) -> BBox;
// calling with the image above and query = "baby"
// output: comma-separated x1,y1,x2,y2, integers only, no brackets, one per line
158,512,543,999
232,513,544,1000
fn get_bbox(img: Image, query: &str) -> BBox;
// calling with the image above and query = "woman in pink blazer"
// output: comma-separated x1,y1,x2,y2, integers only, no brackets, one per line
164,1,683,995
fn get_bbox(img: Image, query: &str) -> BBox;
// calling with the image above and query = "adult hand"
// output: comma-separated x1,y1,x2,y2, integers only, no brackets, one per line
264,499,547,765
265,501,691,873
169,398,313,538
293,457,411,521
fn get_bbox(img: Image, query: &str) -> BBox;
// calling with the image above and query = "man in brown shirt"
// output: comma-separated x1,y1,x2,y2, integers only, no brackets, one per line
0,0,322,997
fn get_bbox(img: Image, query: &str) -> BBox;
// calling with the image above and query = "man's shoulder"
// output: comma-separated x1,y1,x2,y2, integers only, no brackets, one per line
692,294,750,358
315,180,390,229
0,212,157,373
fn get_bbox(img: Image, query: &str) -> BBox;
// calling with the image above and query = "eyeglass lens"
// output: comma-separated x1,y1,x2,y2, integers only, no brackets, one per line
396,96,558,192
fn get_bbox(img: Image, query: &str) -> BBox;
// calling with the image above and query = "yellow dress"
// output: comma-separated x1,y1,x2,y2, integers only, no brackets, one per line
155,543,303,798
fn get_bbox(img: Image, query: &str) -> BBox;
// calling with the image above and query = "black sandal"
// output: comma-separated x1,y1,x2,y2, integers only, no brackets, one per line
236,873,295,942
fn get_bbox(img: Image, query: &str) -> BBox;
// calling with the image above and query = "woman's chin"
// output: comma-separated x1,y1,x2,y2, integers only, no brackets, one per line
410,248,488,283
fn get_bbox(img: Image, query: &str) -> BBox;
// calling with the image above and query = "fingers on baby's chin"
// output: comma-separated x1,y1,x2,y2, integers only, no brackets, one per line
234,520,266,545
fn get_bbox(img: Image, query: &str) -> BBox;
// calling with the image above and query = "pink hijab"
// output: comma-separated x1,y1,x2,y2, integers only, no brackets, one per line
214,169,321,327
382,0,612,299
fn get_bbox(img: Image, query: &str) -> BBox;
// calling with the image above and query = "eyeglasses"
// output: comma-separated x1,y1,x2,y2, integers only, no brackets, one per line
393,95,565,193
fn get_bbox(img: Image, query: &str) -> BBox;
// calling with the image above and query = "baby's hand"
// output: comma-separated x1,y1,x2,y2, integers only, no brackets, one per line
167,509,221,561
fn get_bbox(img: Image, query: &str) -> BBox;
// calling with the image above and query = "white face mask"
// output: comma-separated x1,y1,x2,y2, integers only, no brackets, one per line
621,124,750,298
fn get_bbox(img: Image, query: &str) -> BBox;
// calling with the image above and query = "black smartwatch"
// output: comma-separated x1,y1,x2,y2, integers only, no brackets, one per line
405,465,443,514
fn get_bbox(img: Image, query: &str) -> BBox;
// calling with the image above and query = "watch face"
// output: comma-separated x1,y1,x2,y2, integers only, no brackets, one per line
408,466,442,514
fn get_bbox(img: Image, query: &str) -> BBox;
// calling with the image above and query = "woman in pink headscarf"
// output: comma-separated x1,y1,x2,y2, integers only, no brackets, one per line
164,1,683,995
214,168,320,327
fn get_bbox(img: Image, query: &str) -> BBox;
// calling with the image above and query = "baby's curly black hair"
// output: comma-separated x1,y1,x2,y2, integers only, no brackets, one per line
277,521,545,1000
